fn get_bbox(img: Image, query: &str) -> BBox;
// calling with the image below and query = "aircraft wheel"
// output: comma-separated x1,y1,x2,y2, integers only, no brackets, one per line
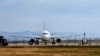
44,40,47,45
35,40,39,45
29,41,33,45
52,41,55,45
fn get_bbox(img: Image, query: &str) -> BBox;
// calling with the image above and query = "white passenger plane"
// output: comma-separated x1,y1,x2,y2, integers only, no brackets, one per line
11,23,62,45
28,23,61,45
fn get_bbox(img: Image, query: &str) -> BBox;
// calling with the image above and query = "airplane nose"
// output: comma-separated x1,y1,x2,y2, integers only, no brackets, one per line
42,35,50,39
42,35,48,38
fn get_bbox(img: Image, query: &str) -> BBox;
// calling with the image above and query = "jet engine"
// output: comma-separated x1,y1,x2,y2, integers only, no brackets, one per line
56,39,61,43
29,39,35,45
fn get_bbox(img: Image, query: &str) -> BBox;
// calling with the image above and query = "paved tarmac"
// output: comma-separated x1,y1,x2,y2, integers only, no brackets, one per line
7,42,100,46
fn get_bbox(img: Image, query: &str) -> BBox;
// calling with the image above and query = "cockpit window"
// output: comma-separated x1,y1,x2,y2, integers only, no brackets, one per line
43,33,48,35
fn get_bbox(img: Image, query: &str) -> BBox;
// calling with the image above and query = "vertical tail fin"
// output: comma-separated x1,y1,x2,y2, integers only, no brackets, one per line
84,32,86,38
43,22,46,30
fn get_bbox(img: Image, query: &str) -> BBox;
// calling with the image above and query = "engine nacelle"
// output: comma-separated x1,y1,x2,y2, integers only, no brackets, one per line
29,39,35,45
56,39,61,43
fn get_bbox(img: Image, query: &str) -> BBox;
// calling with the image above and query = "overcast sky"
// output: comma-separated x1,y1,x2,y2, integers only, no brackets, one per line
0,0,100,33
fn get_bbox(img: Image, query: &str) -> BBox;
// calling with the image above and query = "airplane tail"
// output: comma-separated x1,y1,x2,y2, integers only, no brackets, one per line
43,22,46,30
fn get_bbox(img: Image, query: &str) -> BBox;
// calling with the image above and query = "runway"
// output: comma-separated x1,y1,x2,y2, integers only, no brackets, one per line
7,42,100,47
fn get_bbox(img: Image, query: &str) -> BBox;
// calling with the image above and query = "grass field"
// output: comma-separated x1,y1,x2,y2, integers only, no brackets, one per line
0,46,100,56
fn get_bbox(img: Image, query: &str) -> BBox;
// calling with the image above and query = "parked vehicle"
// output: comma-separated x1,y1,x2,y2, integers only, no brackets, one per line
0,36,8,46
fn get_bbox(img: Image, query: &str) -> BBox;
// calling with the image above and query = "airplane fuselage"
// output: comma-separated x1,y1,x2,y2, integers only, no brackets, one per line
41,30,51,41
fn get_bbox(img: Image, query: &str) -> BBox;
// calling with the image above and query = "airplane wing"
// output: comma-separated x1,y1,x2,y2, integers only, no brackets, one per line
51,33,57,35
11,36,31,38
10,36,41,39
33,34,41,35
50,35,81,39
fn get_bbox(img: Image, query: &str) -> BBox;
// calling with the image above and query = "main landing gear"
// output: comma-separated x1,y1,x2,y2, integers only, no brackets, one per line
29,38,61,46
52,38,55,45
29,38,40,45
51,38,61,45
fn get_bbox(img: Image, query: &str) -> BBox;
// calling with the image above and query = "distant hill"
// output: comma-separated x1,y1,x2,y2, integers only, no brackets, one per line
0,31,100,41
